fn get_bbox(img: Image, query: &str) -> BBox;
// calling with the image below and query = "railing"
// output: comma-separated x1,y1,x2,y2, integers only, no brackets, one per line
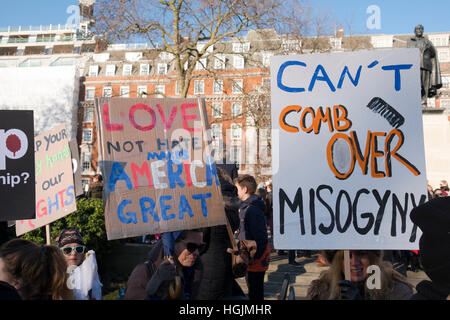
107,43,155,51
7,38,29,43
36,37,55,42
0,24,78,33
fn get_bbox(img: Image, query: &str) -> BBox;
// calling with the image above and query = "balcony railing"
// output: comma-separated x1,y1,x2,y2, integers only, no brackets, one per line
7,38,29,43
0,24,77,33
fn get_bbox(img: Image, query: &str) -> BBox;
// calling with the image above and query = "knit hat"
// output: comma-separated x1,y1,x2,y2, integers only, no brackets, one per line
410,197,450,285
57,228,85,248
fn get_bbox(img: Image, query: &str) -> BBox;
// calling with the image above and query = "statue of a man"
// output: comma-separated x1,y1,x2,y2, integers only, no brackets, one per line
407,24,442,107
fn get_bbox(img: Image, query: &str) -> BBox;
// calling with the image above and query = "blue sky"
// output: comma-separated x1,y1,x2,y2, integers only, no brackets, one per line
0,0,448,35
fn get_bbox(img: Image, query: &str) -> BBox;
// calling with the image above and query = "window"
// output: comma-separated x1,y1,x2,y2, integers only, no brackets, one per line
140,63,150,75
329,37,342,50
211,123,222,140
233,55,244,69
103,86,112,97
232,79,243,94
230,146,241,164
175,81,180,96
211,102,222,118
427,98,436,108
83,128,93,143
81,178,90,192
429,35,449,47
88,65,99,77
281,39,301,52
123,64,132,76
155,85,165,98
195,58,207,70
194,80,204,94
120,86,130,97
137,86,147,97
232,42,250,53
158,63,168,75
262,53,272,67
86,87,95,100
440,99,450,108
83,108,94,123
81,152,91,173
106,64,116,76
442,76,450,89
214,54,226,69
438,48,450,63
231,123,242,140
371,35,393,48
232,102,242,117
213,80,223,94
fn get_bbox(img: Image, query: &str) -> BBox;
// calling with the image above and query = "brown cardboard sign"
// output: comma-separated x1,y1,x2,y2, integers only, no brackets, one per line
95,98,226,240
16,124,77,236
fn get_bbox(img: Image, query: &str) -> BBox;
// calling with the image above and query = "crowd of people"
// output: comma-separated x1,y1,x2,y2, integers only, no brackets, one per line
0,172,449,301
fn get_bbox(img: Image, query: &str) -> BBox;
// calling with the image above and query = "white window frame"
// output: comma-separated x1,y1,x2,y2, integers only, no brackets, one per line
155,85,165,98
281,39,301,52
103,86,112,97
232,42,250,53
195,58,207,70
329,37,342,50
230,146,242,164
120,86,130,97
88,65,99,77
140,63,150,75
83,128,93,143
232,102,242,117
81,152,92,173
213,80,223,94
105,64,116,76
194,80,204,94
232,79,243,94
86,87,95,100
83,108,94,123
262,52,272,67
137,85,147,97
214,54,226,69
123,64,132,76
233,55,244,69
158,63,168,75
438,48,450,63
211,123,223,140
211,102,222,118
429,35,449,47
231,123,242,140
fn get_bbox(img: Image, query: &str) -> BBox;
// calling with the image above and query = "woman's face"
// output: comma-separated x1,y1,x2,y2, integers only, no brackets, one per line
174,232,204,267
342,250,371,283
60,242,85,266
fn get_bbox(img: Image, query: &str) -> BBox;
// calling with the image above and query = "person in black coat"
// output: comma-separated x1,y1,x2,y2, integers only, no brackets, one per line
197,167,244,300
410,197,450,300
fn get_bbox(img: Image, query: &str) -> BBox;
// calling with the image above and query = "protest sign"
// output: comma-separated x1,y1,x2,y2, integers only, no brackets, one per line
95,98,226,240
0,110,35,221
16,124,77,236
271,48,427,250
69,139,83,197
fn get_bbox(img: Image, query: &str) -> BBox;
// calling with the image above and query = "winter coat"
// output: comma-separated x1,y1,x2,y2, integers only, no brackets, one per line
411,280,450,300
237,194,270,272
307,271,413,300
87,182,103,199
197,179,241,300
124,240,203,300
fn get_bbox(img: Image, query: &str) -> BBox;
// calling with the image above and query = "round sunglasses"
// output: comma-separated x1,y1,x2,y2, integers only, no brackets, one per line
60,245,86,255
179,240,206,254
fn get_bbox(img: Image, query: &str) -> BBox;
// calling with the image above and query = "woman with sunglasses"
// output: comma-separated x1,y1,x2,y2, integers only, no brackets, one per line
125,229,204,300
56,228,102,300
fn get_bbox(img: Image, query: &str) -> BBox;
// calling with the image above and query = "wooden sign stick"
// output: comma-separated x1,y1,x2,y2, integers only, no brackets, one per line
344,250,351,281
45,224,51,245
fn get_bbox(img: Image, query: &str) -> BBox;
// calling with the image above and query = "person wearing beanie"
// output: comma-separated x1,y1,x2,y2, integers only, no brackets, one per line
410,197,450,300
56,228,102,300
307,250,413,300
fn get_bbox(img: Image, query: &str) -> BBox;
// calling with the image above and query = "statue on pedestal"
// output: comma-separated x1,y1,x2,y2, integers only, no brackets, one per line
407,24,442,108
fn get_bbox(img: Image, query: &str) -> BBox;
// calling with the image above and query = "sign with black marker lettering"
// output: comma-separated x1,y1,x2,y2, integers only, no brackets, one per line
271,49,426,249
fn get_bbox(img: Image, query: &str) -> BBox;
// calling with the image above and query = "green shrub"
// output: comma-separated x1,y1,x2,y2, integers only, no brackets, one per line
21,198,119,264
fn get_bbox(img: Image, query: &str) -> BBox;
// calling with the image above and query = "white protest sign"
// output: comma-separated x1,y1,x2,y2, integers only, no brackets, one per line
271,49,427,250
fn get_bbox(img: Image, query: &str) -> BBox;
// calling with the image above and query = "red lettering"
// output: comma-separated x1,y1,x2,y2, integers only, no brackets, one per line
181,103,201,132
157,104,178,130
103,104,124,131
129,104,156,131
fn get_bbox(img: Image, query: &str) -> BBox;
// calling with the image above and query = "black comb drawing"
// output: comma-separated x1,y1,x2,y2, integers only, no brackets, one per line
366,97,405,129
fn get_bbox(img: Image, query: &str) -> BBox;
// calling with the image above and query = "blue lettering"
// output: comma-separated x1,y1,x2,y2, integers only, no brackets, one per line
178,195,194,220
160,195,176,221
64,185,75,206
192,193,212,217
108,162,133,191
309,64,336,92
205,156,220,186
337,65,362,89
147,151,167,161
48,194,59,214
117,199,137,224
381,64,413,91
167,159,185,188
139,197,159,223
277,61,307,93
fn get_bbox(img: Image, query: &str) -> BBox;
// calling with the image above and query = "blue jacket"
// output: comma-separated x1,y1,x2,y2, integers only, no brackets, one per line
238,194,268,259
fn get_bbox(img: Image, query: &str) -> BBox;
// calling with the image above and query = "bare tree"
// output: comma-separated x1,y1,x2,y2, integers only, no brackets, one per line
94,0,281,97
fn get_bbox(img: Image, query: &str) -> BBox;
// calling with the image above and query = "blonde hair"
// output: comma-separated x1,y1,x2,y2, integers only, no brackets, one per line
313,251,413,300
0,239,74,300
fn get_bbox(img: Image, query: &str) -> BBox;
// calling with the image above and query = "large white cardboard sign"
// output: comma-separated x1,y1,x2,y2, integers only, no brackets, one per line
271,49,427,250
